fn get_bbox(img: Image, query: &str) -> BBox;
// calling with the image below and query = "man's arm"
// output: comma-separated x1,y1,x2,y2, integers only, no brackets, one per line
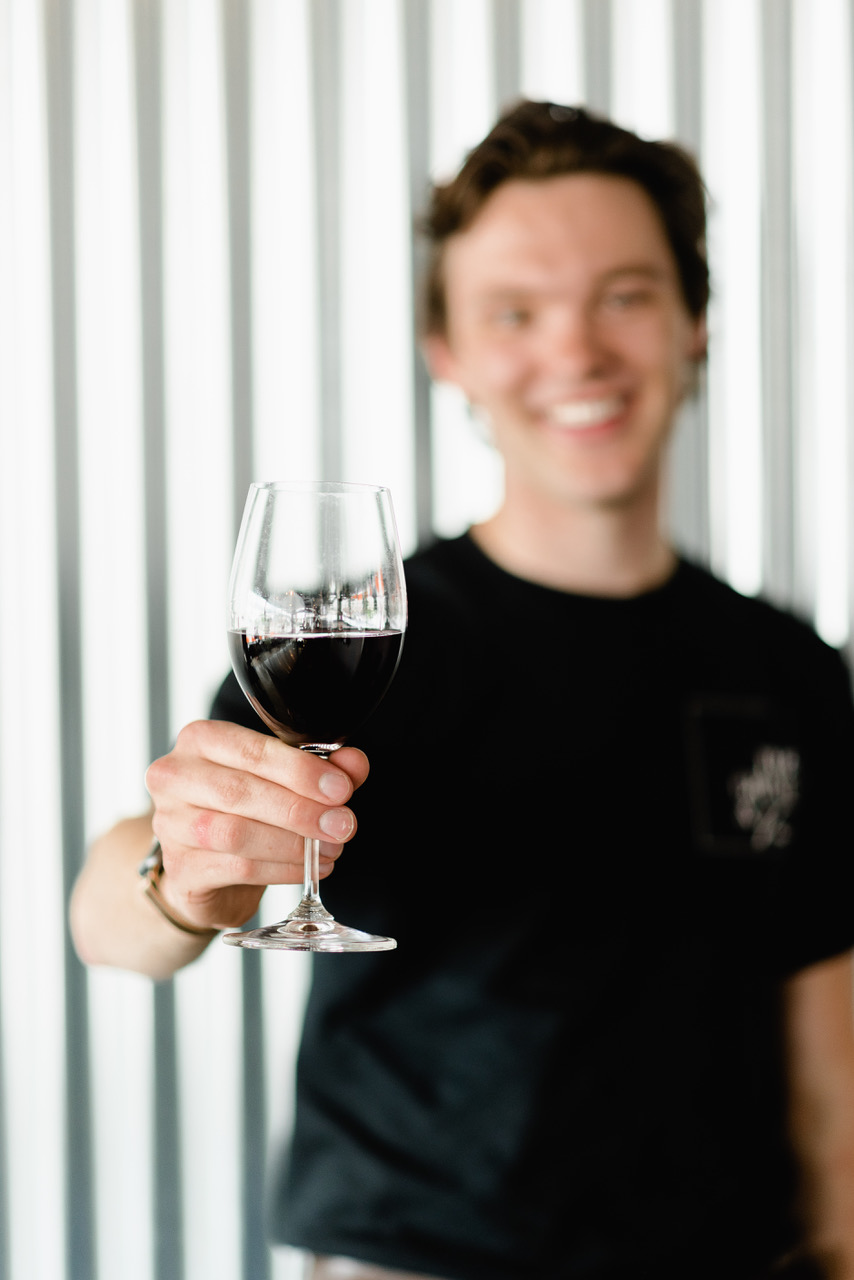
785,950,854,1278
69,720,369,981
70,813,215,981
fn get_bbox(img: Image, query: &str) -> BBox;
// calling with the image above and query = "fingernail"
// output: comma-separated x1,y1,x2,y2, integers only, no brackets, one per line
318,771,350,802
318,809,354,840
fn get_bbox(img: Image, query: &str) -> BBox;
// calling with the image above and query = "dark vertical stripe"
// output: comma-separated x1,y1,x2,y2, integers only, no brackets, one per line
759,0,795,609
492,0,521,113
152,981,184,1280
672,0,704,158
402,0,434,545
310,0,343,482
668,0,710,565
43,2,95,1278
239,947,269,1280
135,0,172,762
582,0,612,115
223,0,255,530
134,4,185,1279
221,5,269,1276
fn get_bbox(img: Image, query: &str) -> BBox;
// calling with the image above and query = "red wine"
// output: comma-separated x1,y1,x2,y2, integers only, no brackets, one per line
228,629,404,748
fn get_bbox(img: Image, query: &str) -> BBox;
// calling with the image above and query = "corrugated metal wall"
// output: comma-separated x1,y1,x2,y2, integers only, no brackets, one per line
0,2,852,1277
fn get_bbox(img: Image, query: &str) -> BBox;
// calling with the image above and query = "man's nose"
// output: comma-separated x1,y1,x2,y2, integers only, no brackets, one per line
548,309,609,376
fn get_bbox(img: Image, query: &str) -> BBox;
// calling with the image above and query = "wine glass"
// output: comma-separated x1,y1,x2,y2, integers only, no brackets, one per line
222,481,407,952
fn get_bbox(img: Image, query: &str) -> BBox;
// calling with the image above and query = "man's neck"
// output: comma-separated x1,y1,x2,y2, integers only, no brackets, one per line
471,488,676,599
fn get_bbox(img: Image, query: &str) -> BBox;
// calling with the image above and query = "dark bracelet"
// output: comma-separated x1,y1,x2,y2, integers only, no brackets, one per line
138,840,219,939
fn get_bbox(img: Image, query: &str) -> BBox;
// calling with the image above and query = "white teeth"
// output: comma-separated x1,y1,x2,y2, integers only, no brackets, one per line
549,398,622,428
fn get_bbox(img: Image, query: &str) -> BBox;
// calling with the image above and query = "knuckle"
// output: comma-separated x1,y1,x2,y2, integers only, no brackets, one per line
224,854,256,885
190,809,251,858
236,730,270,772
175,719,206,752
279,793,317,835
158,839,187,878
145,753,176,798
190,808,218,850
213,769,251,812
216,813,248,854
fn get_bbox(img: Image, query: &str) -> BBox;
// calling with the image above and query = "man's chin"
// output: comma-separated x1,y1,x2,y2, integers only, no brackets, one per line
544,469,662,513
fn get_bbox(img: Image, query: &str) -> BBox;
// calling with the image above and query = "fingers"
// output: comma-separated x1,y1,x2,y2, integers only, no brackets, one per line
173,720,370,800
151,818,339,890
149,754,353,849
144,721,369,893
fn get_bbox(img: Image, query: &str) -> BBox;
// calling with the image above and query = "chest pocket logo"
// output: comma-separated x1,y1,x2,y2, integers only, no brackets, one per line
685,695,801,856
729,746,800,851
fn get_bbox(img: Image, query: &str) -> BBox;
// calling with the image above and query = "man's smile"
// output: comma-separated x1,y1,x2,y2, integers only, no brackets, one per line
545,396,626,430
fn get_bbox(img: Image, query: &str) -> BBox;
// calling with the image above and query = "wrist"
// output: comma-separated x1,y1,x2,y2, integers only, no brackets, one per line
138,841,219,939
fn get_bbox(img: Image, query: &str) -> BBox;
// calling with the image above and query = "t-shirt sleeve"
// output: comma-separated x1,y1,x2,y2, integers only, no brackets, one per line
774,643,854,973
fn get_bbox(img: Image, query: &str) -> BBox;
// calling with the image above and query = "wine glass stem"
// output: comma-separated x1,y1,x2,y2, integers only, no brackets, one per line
295,747,333,920
304,836,323,906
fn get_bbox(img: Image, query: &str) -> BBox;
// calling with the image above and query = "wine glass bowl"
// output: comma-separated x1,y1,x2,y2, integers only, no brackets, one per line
223,481,406,952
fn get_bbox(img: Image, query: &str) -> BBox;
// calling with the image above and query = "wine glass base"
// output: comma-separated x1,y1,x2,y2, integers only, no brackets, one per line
222,918,397,953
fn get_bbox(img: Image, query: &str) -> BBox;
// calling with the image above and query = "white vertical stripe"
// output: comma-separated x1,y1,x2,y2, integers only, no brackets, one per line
250,0,321,488
339,0,417,552
162,4,242,1280
429,383,505,539
74,0,149,840
259,884,307,1139
271,1243,309,1280
263,932,311,1280
0,1,67,1277
610,0,674,138
702,0,764,598
430,0,495,180
519,0,585,105
162,0,234,736
250,4,320,1263
429,0,505,538
792,0,851,647
174,945,245,1280
87,969,155,1280
72,2,155,1275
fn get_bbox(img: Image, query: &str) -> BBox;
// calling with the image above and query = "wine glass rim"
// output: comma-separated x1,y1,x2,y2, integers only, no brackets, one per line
250,480,391,496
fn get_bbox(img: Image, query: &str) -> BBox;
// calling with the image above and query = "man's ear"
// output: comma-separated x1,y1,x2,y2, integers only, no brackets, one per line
689,313,708,364
421,332,461,386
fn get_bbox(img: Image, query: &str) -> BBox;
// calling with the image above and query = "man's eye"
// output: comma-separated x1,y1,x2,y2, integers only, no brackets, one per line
603,289,653,311
493,307,532,328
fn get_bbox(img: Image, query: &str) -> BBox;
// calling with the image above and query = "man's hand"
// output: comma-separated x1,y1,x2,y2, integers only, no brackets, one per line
69,719,369,980
145,720,370,931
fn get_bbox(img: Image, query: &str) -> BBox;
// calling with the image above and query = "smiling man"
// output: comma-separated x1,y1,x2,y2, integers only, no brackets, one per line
424,168,706,594
72,103,854,1280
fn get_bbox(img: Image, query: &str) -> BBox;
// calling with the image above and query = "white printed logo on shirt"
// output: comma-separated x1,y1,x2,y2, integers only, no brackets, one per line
729,746,801,851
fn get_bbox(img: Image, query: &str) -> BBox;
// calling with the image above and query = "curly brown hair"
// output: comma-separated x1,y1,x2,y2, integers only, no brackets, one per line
420,100,710,335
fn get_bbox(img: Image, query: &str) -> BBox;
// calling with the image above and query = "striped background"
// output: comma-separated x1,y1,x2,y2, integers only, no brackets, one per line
1,1,852,1278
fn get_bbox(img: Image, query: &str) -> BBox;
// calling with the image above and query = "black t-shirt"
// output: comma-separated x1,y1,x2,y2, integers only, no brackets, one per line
210,535,854,1280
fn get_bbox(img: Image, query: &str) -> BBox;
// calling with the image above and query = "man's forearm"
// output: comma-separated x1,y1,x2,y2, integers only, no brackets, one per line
70,814,215,981
785,952,854,1280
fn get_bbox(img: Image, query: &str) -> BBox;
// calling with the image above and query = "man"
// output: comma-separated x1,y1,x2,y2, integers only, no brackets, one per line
71,102,854,1279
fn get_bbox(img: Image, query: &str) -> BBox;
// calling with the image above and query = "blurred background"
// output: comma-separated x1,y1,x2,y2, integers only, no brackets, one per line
0,1,852,1277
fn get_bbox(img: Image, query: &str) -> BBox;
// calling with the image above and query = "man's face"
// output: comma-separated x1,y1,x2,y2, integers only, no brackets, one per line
425,173,706,514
